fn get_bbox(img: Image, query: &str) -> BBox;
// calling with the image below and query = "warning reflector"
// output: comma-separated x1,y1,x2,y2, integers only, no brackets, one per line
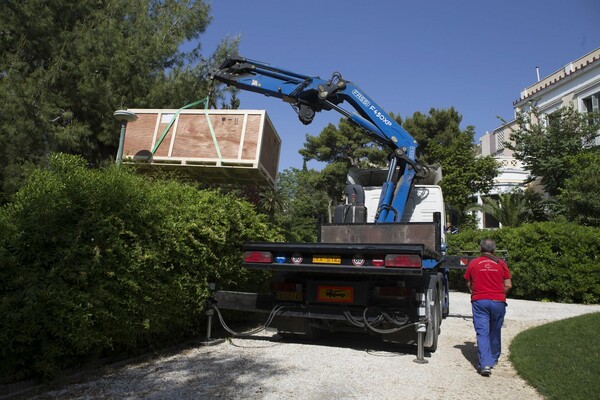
317,286,354,303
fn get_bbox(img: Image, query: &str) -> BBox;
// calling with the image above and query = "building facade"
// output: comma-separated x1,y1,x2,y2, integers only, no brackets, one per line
474,47,600,228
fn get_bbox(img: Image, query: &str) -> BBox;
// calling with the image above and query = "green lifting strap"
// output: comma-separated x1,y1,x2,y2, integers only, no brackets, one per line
150,97,223,160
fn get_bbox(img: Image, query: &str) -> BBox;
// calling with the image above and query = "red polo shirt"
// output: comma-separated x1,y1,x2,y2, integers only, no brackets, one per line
464,254,511,302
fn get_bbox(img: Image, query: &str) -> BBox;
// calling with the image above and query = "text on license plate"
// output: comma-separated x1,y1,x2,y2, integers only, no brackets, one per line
312,255,341,264
275,291,303,301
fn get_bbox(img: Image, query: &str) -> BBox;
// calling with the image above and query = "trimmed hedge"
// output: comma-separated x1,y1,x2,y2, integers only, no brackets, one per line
0,154,280,380
447,223,600,304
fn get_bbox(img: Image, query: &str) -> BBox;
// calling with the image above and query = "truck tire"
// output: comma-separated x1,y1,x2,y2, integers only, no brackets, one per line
425,299,440,352
439,282,448,321
441,275,450,319
425,282,441,353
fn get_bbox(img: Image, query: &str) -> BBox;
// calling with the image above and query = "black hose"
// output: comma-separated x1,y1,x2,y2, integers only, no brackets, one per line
361,307,415,334
212,303,287,337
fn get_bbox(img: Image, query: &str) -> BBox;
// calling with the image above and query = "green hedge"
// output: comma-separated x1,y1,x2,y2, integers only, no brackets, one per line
447,223,600,304
0,154,280,380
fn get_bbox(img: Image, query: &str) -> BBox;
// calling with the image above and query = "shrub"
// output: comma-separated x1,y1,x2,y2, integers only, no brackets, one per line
447,223,600,304
0,154,280,380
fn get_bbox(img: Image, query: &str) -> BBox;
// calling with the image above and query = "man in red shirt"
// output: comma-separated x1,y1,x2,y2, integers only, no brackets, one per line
464,238,512,377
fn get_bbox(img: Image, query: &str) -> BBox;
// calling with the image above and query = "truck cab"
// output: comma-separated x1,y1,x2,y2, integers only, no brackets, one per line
337,166,445,235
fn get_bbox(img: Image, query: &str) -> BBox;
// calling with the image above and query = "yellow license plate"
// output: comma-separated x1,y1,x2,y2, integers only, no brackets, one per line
317,286,354,303
275,291,303,301
313,255,341,264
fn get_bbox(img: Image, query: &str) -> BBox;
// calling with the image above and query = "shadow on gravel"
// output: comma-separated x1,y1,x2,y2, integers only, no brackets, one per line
30,343,290,400
454,341,478,370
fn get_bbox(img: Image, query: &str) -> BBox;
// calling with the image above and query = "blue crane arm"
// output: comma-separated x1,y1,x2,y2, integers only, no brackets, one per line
210,56,422,222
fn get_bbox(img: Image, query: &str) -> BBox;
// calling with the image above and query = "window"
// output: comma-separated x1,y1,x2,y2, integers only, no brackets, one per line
582,92,599,114
483,212,500,229
582,92,600,146
496,130,505,151
582,92,600,127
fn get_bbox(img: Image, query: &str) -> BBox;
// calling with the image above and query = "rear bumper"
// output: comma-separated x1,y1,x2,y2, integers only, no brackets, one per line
243,242,438,276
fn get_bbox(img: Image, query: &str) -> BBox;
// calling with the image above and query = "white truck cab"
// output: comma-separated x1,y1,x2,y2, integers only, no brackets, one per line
363,184,446,243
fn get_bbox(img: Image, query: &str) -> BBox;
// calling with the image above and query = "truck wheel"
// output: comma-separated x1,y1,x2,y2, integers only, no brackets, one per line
441,283,449,319
425,289,441,353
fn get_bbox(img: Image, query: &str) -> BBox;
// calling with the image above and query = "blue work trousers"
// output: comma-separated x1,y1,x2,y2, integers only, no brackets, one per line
472,299,506,370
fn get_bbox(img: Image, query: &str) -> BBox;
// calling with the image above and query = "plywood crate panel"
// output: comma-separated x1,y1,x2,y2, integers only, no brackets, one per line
120,109,281,186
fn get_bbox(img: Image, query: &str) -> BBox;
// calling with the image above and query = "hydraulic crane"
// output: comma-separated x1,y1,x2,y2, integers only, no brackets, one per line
208,57,449,358
210,56,429,222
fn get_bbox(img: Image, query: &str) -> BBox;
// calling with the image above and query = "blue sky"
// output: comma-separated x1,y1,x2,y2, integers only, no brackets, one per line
197,0,600,172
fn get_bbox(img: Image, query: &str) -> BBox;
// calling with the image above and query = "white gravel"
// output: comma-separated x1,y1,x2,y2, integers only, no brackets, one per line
31,292,600,400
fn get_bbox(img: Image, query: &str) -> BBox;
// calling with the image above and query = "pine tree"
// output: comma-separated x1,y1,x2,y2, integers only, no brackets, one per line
0,0,239,199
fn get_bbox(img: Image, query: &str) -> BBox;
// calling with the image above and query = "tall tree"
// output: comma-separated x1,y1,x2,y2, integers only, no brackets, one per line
505,106,600,196
0,0,238,199
299,118,389,220
399,107,462,163
300,109,498,224
401,108,499,218
299,118,389,167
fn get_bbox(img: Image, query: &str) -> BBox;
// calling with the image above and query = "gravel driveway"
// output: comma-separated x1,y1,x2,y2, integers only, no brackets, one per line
30,291,600,400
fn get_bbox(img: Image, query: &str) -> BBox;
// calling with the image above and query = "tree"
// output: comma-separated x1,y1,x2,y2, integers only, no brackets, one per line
275,167,329,242
0,0,239,199
257,185,286,221
522,187,552,223
300,108,498,225
299,118,389,220
399,107,462,163
467,192,530,227
401,108,499,221
556,150,600,226
300,118,389,167
220,92,241,110
505,106,600,196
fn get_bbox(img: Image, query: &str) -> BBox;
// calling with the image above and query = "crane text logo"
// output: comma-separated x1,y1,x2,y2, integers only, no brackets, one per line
352,89,371,107
370,106,392,126
352,89,392,126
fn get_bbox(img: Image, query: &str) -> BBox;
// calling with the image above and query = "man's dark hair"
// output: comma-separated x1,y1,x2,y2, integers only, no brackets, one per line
480,238,496,253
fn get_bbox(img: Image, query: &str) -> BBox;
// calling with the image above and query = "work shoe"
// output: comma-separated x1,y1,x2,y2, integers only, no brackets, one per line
480,366,492,377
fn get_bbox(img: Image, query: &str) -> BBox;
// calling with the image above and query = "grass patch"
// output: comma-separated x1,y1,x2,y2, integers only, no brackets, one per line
509,312,600,400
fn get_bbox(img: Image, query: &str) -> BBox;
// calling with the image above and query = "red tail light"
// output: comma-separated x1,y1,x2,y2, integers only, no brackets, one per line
243,251,273,263
384,254,422,268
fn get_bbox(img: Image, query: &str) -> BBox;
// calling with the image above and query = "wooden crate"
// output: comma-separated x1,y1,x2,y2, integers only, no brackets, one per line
120,109,281,186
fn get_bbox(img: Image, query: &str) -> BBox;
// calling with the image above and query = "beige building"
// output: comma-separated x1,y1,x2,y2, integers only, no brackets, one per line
474,47,600,228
